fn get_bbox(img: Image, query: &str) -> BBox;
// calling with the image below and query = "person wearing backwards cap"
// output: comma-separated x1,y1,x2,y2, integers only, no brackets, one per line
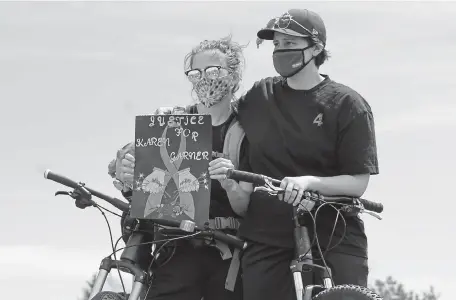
212,8,380,300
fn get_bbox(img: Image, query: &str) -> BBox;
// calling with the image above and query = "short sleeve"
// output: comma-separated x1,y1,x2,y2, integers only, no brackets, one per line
337,99,379,175
238,137,252,172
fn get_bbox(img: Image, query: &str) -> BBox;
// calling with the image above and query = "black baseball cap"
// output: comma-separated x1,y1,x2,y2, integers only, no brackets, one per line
257,9,327,45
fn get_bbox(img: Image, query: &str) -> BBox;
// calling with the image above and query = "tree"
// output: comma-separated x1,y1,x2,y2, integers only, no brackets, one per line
80,273,97,300
370,276,440,300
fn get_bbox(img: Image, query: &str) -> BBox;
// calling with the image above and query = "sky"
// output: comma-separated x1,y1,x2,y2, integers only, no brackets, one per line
1,1,456,299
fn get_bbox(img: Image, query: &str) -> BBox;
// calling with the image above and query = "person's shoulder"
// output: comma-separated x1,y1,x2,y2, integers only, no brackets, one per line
237,76,282,105
234,77,280,121
327,79,373,114
251,76,283,90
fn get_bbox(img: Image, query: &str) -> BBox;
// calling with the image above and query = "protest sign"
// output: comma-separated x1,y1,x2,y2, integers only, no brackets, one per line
131,114,212,227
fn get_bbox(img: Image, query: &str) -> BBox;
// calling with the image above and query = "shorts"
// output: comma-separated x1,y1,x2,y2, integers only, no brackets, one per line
145,242,242,300
241,241,368,300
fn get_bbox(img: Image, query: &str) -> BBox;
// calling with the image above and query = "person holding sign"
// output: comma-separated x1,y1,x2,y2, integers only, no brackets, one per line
110,36,248,300
211,8,380,300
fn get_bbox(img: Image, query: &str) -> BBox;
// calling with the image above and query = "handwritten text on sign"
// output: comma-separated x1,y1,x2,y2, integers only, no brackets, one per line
131,114,212,227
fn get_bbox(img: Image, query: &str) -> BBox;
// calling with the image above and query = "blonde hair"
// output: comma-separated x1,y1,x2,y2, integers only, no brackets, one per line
184,35,247,94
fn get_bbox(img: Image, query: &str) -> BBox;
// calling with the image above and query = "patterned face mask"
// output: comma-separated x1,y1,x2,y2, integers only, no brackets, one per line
193,75,234,108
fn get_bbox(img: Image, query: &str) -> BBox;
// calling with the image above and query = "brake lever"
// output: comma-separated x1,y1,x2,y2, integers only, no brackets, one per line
55,191,71,197
253,186,273,193
340,203,382,220
54,183,96,209
254,186,284,196
362,209,382,220
73,186,96,209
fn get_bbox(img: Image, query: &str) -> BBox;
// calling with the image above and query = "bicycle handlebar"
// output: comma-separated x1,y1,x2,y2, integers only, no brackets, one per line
226,169,383,214
44,169,130,212
44,169,246,249
151,218,246,250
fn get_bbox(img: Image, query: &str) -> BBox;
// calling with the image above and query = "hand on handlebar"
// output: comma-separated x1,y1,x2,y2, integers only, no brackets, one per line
279,176,316,210
208,158,237,190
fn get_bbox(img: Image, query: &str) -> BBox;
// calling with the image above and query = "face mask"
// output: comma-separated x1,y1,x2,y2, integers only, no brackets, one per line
272,45,314,78
193,76,233,108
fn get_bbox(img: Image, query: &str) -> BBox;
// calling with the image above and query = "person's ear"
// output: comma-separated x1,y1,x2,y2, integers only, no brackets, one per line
312,43,323,57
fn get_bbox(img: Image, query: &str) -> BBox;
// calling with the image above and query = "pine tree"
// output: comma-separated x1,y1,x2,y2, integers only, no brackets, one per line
370,276,440,300
79,273,98,300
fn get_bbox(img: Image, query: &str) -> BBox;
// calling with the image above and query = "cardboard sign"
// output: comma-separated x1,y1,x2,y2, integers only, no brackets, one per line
130,114,212,227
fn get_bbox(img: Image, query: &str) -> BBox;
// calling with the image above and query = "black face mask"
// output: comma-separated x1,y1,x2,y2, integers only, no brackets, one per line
272,45,314,78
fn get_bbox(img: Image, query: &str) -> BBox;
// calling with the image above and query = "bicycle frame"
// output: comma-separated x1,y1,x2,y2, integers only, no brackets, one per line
89,229,149,300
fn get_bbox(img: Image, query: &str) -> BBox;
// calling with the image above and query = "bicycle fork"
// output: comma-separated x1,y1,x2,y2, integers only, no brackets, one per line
89,232,149,300
88,257,147,300
290,256,333,300
291,211,333,300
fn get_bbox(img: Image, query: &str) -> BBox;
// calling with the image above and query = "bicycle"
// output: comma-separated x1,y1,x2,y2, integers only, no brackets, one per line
44,169,247,300
225,169,384,300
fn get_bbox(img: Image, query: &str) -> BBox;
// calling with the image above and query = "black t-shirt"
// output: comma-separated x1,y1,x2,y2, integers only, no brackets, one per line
210,114,238,218
191,105,247,219
235,76,379,258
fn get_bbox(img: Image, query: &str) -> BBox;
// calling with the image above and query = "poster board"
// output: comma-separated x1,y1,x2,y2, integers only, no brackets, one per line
130,114,212,228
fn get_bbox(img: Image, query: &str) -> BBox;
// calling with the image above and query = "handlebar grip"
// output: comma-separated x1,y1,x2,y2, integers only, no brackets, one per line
322,195,353,202
360,199,383,213
212,231,246,250
151,219,182,228
226,169,281,185
44,169,79,189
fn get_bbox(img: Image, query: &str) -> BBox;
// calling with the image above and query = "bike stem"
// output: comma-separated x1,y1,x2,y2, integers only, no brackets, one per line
291,209,333,300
